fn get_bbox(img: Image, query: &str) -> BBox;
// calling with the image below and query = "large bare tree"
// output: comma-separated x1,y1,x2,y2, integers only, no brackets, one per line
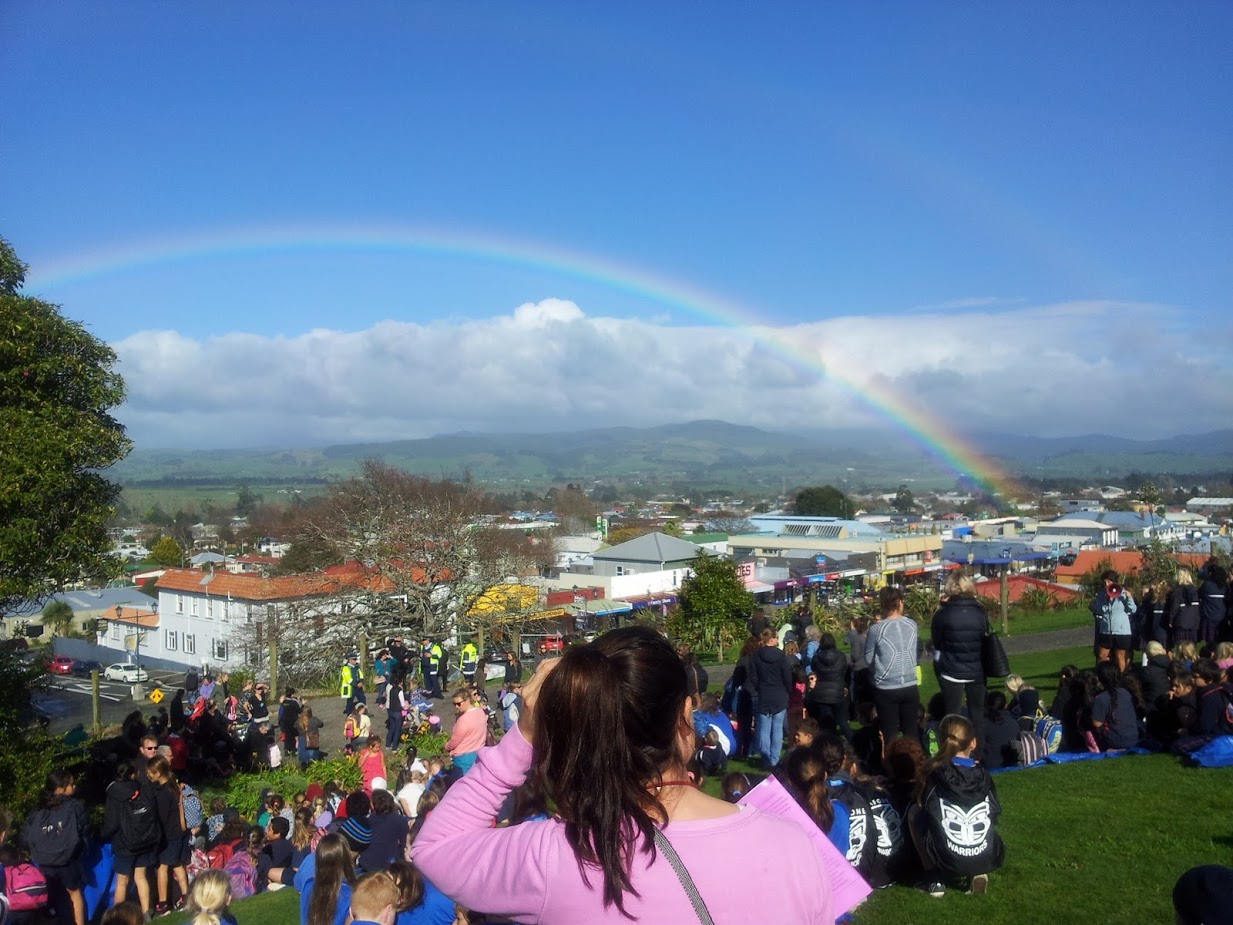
285,461,552,656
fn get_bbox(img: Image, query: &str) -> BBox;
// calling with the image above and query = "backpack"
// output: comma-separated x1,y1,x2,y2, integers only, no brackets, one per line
186,846,212,880
344,717,357,739
1018,731,1049,765
1034,715,1065,755
182,785,204,831
4,862,49,912
223,849,258,899
119,785,161,854
24,801,79,867
204,842,234,870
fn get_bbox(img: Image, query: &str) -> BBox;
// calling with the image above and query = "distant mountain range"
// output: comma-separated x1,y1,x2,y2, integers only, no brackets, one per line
109,420,1233,494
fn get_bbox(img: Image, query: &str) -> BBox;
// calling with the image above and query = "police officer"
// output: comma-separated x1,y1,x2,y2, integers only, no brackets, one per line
421,637,444,699
459,639,479,687
340,652,362,716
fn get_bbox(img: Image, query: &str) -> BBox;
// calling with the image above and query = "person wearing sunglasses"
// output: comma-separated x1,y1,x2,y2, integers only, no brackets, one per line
444,691,487,775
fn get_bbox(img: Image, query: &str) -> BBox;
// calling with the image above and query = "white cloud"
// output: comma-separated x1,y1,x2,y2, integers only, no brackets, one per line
112,299,1232,448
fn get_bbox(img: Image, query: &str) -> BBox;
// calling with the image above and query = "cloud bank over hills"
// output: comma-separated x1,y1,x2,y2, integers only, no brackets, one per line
114,297,1232,450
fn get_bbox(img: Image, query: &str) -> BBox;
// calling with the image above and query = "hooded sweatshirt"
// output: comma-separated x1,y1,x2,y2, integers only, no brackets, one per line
917,759,1005,877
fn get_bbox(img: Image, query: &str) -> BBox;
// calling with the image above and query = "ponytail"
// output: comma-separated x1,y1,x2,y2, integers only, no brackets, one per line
783,747,835,834
531,627,687,917
187,870,230,925
920,714,976,801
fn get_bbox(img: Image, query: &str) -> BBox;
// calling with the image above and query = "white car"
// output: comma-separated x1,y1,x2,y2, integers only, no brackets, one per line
104,663,148,683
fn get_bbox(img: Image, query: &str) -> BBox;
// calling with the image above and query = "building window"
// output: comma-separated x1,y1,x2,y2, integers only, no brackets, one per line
190,597,199,616
213,638,228,661
111,624,121,640
176,594,184,614
206,598,214,619
166,629,178,651
184,634,196,655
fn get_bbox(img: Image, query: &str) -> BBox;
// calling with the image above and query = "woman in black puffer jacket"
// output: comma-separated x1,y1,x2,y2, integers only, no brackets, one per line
806,633,853,741
931,572,991,744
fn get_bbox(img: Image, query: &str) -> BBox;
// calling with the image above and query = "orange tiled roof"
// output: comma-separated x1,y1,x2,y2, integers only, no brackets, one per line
112,607,160,628
1054,549,1206,583
154,562,436,602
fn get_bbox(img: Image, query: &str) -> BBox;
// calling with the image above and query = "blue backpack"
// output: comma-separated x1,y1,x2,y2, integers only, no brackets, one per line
1034,714,1064,754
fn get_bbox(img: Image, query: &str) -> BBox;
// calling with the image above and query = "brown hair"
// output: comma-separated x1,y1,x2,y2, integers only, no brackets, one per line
306,835,356,925
531,626,688,915
783,746,835,834
385,861,425,912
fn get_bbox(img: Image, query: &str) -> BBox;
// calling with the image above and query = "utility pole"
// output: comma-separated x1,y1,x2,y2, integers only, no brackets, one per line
1000,565,1010,636
91,669,101,735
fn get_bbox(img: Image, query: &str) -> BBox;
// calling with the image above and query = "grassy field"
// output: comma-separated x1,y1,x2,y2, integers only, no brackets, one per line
181,749,1231,925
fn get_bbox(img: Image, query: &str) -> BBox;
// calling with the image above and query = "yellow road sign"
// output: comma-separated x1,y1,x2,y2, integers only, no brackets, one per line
149,687,164,704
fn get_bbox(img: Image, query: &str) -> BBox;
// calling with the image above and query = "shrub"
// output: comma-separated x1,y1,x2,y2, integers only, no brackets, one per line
1017,585,1060,612
223,755,362,818
404,731,449,758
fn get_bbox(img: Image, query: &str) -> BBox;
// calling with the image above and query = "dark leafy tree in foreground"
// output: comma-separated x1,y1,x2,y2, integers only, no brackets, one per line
0,237,131,614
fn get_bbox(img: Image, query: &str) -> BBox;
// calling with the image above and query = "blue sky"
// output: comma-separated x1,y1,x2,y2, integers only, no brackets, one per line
2,2,1231,448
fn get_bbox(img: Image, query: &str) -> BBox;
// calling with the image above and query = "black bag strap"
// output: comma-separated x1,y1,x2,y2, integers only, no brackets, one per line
653,828,715,925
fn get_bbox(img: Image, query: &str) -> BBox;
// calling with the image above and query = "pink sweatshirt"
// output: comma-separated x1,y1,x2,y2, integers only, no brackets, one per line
445,706,488,757
413,726,833,924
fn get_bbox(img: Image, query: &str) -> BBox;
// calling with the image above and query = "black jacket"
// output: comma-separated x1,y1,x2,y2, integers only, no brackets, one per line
1199,580,1227,627
979,713,1021,770
749,645,793,714
931,596,989,682
1168,585,1201,633
916,760,1005,877
809,648,849,705
1136,654,1172,713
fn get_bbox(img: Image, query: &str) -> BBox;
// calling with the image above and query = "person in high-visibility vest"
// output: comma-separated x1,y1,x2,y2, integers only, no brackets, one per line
340,653,363,715
459,641,478,686
422,638,444,699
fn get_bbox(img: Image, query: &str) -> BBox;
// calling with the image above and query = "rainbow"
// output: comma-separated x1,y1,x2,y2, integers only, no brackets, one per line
27,223,1021,496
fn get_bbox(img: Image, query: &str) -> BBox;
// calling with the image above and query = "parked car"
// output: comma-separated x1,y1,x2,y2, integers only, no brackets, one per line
104,662,148,683
72,659,103,677
48,655,76,675
537,634,565,655
484,645,513,665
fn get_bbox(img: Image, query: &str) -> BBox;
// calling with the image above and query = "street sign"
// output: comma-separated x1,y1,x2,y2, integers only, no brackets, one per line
149,688,164,705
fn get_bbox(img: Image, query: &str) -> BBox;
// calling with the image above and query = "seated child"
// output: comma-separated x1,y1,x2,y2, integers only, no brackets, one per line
907,714,1005,897
792,717,822,750
695,729,727,777
349,871,399,925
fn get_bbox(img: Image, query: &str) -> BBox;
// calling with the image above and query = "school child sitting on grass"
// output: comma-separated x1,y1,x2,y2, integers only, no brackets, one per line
906,714,1005,898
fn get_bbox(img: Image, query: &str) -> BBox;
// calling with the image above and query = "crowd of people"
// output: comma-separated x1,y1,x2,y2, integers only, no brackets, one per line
2,559,1231,924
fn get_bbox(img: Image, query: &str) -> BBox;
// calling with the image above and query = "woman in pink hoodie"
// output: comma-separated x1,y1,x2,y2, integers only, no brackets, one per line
414,626,834,924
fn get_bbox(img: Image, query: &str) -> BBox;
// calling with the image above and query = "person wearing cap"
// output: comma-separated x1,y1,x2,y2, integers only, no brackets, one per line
1174,865,1233,925
421,639,444,699
340,653,363,717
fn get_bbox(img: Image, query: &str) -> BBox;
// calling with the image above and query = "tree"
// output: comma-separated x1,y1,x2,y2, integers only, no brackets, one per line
792,485,855,519
286,461,549,661
670,552,755,662
0,238,131,614
148,536,184,568
892,485,916,514
41,600,76,636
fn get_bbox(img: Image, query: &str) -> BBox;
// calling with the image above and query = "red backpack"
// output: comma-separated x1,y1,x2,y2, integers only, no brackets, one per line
204,841,235,870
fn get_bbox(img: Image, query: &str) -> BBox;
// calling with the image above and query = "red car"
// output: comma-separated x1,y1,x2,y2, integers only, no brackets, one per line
48,655,76,675
537,634,565,655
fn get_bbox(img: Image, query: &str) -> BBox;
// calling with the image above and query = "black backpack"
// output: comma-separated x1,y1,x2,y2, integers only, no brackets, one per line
120,785,161,854
24,801,79,867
